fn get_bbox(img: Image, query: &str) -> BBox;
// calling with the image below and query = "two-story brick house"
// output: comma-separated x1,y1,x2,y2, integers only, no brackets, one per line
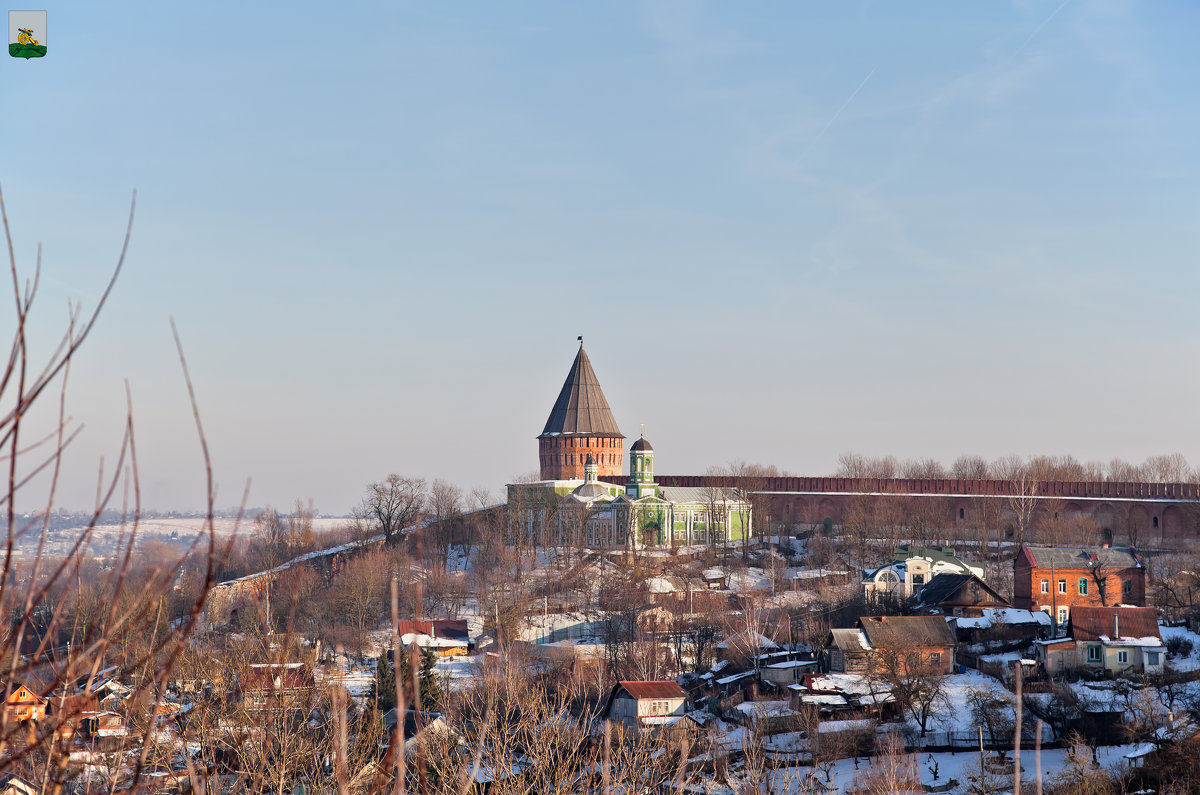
1012,545,1145,628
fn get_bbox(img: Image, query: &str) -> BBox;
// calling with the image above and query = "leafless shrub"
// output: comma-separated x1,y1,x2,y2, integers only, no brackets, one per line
0,187,225,792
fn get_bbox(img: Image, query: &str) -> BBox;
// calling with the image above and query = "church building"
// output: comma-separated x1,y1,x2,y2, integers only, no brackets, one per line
509,342,752,548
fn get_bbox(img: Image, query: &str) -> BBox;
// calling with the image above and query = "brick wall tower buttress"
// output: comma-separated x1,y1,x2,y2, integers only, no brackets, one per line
537,341,625,480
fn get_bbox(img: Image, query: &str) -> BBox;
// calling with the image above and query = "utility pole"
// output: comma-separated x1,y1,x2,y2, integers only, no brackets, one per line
1013,663,1023,795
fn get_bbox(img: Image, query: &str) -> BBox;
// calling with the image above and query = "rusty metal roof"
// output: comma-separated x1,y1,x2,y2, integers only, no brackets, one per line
618,680,687,700
1068,606,1161,642
858,615,956,649
539,345,623,438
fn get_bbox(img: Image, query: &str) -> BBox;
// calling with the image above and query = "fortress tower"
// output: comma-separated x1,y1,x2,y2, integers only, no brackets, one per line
538,342,624,480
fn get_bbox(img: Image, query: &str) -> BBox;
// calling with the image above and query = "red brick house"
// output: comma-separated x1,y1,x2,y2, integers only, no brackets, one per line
1013,545,1145,626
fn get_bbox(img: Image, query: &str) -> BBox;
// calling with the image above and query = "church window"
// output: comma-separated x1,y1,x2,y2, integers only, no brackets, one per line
1153,517,1159,529
959,507,965,519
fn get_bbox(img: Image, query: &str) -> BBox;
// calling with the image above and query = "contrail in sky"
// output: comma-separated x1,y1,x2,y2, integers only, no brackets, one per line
1017,0,1070,54
813,67,877,144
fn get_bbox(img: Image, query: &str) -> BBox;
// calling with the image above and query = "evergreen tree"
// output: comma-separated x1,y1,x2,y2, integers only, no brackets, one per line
416,646,444,711
377,646,444,712
373,651,397,711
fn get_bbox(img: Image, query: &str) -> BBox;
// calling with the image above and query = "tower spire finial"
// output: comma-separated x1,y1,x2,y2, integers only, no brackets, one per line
577,335,583,346
640,422,645,438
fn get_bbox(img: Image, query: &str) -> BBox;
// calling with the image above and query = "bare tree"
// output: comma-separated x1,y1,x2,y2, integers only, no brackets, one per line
850,731,919,793
333,548,392,651
836,453,899,478
429,478,463,571
953,454,992,479
1143,453,1193,483
358,473,426,545
1008,469,1040,545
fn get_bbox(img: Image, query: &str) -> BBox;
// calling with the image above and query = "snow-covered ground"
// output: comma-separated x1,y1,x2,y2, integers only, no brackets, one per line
917,670,1016,735
1161,624,1200,671
434,655,480,692
750,743,1143,794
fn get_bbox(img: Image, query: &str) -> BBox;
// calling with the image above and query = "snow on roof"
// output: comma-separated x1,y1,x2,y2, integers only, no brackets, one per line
979,651,1024,664
765,660,818,670
401,633,468,648
819,719,873,733
806,673,889,697
1098,635,1166,648
702,568,726,579
716,630,780,651
802,694,849,706
646,577,676,594
792,568,850,579
715,671,757,686
735,700,798,717
954,608,1053,630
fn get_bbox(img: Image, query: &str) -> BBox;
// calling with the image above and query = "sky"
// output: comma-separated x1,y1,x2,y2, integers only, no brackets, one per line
2,1,1198,514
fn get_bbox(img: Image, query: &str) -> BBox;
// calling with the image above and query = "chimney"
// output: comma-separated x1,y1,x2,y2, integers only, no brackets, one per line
1114,613,1119,638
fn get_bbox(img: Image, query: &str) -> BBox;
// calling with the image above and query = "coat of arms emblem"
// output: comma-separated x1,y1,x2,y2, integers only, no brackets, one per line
9,11,46,59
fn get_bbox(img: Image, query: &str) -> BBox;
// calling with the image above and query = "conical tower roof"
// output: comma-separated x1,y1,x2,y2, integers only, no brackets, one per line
539,344,624,438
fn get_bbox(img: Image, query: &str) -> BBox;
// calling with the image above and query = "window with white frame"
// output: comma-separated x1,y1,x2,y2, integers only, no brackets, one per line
1087,645,1101,662
1117,650,1129,665
1041,579,1049,594
1058,579,1067,594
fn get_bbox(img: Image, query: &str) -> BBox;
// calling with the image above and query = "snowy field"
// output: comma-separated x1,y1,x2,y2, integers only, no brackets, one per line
96,516,352,539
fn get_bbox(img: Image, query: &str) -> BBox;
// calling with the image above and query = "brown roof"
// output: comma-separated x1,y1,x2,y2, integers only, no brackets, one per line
1019,545,1142,570
618,681,687,700
396,620,434,637
859,615,956,649
539,345,623,438
1068,606,1161,642
395,620,469,641
242,664,314,692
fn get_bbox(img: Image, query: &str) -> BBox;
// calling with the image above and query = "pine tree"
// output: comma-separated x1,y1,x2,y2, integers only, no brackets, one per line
374,651,397,711
417,647,444,711
379,646,444,712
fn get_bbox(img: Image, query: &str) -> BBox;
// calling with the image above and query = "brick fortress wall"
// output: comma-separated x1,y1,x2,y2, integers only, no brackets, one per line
599,474,1200,542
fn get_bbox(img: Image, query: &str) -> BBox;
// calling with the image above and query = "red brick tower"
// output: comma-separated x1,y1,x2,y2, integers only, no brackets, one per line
538,342,624,480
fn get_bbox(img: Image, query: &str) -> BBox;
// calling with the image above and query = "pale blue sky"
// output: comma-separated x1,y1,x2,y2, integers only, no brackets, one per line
4,1,1198,513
